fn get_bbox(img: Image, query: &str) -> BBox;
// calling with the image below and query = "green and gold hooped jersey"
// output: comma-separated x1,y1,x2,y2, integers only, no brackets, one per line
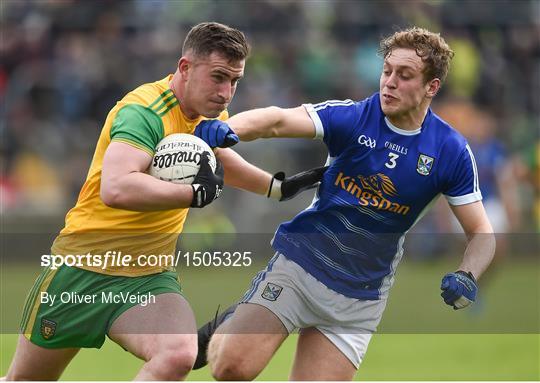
51,75,228,276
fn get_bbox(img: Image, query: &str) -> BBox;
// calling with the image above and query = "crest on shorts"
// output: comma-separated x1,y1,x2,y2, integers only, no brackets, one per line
417,154,435,176
261,282,283,301
40,318,57,340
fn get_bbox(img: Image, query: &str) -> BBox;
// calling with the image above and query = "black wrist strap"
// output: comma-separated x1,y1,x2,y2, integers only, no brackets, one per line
267,177,275,198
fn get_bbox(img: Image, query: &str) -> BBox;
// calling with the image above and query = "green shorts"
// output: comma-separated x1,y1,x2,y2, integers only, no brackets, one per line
20,265,182,349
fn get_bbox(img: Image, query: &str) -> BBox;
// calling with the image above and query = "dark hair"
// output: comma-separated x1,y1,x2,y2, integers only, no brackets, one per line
182,22,250,61
379,27,454,84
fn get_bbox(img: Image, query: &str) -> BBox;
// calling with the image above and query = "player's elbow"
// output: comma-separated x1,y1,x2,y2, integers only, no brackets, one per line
264,106,286,138
100,180,124,208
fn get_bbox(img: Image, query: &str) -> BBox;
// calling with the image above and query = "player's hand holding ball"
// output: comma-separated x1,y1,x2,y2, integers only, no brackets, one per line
149,133,224,208
194,120,239,148
440,270,478,310
191,152,224,208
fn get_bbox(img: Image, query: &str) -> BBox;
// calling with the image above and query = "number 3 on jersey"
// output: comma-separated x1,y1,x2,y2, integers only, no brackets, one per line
385,152,399,169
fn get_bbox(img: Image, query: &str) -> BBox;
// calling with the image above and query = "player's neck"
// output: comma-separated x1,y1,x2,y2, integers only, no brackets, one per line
386,103,429,131
169,71,199,120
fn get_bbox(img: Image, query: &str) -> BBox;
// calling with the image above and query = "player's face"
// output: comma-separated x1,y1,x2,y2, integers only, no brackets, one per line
379,48,436,123
182,52,244,119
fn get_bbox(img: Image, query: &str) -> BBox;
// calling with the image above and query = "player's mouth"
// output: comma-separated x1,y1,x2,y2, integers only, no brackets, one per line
382,94,398,105
210,100,227,108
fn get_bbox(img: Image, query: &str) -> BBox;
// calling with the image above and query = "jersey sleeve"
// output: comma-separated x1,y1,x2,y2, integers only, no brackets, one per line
303,100,362,157
110,104,164,156
443,144,483,205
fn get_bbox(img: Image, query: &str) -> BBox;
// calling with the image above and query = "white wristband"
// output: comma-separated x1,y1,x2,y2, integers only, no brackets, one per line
268,178,282,200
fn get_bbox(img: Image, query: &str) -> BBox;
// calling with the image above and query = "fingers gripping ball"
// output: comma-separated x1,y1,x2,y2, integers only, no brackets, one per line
149,133,216,184
191,153,224,208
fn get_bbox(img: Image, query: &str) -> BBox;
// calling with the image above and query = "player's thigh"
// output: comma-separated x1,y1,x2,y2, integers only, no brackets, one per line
108,292,197,362
6,335,79,380
290,327,357,381
209,303,288,373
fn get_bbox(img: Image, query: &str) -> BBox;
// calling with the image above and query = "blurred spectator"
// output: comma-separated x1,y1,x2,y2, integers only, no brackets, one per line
436,99,521,234
512,141,540,232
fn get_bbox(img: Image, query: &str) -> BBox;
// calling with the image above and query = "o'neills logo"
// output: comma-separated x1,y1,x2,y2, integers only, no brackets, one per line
334,172,410,215
156,141,203,152
152,151,201,169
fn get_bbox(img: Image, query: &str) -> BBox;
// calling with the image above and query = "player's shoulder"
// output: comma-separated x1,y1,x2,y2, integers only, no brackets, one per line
310,93,377,111
427,110,468,152
307,94,379,127
118,76,173,110
310,98,355,111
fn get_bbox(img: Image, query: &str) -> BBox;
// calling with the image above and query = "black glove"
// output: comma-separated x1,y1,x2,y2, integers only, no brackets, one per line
267,166,329,201
191,152,224,208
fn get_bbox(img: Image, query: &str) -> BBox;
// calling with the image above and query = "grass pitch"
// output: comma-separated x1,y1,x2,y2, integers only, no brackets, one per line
1,258,538,380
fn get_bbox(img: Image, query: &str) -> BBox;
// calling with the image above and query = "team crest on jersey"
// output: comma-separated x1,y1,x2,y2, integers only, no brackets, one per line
417,154,434,176
40,318,57,340
261,282,283,301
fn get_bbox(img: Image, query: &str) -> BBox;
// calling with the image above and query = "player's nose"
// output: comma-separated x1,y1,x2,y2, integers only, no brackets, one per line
217,83,233,103
384,73,398,88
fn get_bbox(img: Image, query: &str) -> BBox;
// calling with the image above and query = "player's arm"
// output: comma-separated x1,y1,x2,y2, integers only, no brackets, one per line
440,201,495,310
450,201,495,279
100,142,195,211
215,148,271,195
194,106,316,147
101,143,222,210
216,147,328,201
228,106,316,140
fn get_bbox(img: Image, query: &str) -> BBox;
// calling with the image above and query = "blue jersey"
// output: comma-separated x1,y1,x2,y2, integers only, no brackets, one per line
272,93,482,300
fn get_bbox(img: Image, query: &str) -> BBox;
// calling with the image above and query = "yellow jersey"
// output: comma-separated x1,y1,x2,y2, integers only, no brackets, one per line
51,75,228,276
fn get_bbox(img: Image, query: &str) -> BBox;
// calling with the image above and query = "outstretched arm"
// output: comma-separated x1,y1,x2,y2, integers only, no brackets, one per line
216,148,272,195
195,106,326,200
227,106,316,141
195,105,316,147
217,147,327,201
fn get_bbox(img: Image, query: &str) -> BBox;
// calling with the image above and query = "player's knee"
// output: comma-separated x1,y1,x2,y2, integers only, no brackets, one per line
206,333,223,366
211,361,257,380
153,348,197,379
211,355,258,381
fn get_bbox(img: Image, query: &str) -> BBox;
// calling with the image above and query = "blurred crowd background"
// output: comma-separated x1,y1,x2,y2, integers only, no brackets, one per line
1,0,539,237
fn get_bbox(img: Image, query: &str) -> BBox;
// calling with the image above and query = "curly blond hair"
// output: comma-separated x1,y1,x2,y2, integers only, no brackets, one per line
379,27,454,84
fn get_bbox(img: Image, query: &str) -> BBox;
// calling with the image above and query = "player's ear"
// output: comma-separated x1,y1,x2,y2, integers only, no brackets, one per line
425,78,440,99
178,57,190,79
